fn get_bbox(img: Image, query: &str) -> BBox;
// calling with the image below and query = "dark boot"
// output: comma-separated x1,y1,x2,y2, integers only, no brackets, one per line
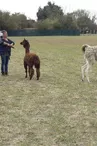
1,72,5,76
5,72,8,75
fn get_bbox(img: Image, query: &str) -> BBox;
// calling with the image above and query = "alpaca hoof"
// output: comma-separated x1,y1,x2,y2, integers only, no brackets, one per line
25,76,27,78
30,76,32,80
82,79,84,82
37,77,39,80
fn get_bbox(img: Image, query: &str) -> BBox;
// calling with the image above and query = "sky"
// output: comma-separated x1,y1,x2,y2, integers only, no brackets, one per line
0,0,97,20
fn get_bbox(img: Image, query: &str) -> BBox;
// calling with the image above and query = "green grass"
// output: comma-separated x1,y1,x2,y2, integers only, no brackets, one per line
0,36,97,146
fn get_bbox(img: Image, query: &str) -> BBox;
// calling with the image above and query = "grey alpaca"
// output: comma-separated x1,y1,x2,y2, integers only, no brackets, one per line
81,44,97,82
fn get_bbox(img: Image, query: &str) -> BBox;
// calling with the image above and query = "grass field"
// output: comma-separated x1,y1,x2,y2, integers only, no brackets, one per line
0,35,97,146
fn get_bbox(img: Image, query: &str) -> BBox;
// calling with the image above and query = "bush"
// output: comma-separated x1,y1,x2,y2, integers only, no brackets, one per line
37,19,55,30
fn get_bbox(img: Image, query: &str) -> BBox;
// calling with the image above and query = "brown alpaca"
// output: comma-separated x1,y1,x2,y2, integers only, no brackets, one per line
20,38,40,80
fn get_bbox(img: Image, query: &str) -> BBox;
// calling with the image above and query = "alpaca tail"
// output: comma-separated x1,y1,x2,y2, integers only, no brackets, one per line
82,44,89,53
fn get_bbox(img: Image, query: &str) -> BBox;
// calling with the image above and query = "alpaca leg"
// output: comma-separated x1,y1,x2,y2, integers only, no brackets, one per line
85,63,90,83
25,67,27,78
28,67,30,77
29,67,34,80
81,63,87,81
35,61,40,80
24,62,27,78
36,68,40,80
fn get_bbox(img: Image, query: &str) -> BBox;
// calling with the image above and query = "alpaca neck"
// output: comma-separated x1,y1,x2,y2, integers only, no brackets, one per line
25,48,30,54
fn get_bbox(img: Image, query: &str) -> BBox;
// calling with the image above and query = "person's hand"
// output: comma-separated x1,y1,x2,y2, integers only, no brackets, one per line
10,43,14,48
8,43,14,47
10,44,13,47
7,44,11,47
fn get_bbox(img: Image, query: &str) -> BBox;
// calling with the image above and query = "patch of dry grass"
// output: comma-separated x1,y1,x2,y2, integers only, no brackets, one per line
0,36,97,146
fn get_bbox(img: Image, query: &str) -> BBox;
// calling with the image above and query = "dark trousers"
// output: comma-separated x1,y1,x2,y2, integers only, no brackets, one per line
1,55,9,74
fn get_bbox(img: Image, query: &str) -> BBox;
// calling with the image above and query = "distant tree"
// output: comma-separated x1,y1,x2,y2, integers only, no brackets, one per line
69,10,97,32
37,1,64,20
11,13,27,29
26,19,36,28
0,8,96,32
36,2,80,30
0,11,30,30
37,18,55,30
60,14,79,30
0,11,11,30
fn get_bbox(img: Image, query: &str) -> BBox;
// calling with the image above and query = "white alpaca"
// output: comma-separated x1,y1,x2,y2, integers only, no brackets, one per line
81,44,97,82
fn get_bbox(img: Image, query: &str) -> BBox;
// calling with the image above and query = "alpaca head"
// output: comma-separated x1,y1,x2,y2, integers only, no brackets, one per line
20,38,30,49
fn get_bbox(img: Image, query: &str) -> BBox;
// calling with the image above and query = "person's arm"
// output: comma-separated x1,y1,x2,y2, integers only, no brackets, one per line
2,39,15,48
8,39,15,48
3,42,10,46
1,38,10,46
8,39,15,45
1,41,14,49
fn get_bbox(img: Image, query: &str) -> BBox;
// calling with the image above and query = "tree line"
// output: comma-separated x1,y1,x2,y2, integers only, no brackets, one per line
0,1,97,33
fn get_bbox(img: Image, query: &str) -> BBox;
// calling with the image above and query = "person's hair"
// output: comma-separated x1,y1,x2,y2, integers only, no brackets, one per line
2,30,7,34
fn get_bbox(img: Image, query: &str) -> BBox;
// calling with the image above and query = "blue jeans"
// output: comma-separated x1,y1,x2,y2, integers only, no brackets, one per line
1,55,9,74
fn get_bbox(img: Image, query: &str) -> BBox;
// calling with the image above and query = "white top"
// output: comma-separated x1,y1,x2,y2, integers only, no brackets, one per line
0,31,3,37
